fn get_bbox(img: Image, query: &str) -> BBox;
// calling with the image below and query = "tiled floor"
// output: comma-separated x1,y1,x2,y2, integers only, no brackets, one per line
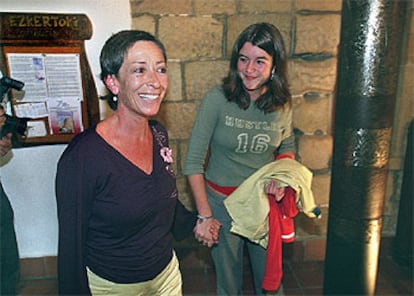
17,237,413,296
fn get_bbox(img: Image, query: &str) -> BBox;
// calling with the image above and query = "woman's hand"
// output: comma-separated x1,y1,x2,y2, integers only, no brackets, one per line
265,180,286,202
0,133,12,156
193,218,221,248
0,109,12,156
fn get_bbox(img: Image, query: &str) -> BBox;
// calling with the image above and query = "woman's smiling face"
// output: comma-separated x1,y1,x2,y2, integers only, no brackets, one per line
112,40,168,118
237,41,273,101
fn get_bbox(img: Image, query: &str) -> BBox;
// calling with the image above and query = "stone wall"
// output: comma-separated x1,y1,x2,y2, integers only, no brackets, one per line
129,0,413,255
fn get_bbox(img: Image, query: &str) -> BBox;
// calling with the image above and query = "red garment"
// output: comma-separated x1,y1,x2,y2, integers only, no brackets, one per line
207,152,299,291
275,152,297,244
279,188,298,243
205,179,237,195
262,187,298,291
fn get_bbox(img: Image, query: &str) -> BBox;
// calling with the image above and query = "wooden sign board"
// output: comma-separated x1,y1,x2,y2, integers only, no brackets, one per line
0,12,100,145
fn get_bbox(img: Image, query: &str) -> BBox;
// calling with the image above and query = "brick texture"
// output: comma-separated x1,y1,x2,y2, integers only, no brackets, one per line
159,16,223,60
295,14,341,55
296,0,342,11
128,0,413,255
130,0,191,15
194,0,236,15
240,0,293,13
185,60,229,101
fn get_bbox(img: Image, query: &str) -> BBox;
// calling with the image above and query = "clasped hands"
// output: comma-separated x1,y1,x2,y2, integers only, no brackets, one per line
193,181,285,247
193,217,221,248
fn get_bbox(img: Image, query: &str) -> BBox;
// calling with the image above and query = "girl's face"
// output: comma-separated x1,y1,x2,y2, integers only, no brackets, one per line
237,42,274,101
108,41,168,118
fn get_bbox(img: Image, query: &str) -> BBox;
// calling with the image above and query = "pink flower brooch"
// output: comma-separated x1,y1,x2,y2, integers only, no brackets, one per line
160,147,173,164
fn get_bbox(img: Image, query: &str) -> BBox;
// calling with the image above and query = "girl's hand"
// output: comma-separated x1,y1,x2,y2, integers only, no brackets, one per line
265,180,286,202
209,219,221,243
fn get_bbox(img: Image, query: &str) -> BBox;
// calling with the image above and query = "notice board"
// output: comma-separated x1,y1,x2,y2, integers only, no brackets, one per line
0,12,100,145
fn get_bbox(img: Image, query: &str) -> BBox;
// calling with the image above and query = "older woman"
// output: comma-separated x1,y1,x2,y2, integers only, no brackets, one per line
56,30,201,296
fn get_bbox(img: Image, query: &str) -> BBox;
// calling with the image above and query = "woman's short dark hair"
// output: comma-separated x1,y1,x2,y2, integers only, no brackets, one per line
222,23,291,113
99,30,167,110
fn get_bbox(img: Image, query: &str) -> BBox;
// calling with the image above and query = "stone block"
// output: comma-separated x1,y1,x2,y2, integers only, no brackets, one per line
194,0,236,15
180,141,188,178
304,239,326,261
288,59,337,94
155,102,198,139
295,207,327,236
240,0,293,13
407,11,414,64
185,60,229,100
298,135,333,170
165,62,183,102
295,14,341,54
293,92,333,135
131,15,156,34
296,0,342,11
311,173,331,206
159,16,223,60
130,0,191,15
227,14,292,57
283,241,305,262
177,176,196,211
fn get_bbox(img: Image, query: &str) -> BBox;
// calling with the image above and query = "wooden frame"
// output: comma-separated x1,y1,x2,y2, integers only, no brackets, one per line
0,12,100,145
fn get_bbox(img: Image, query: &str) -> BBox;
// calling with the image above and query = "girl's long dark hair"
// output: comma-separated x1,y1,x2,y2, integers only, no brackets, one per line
222,23,291,113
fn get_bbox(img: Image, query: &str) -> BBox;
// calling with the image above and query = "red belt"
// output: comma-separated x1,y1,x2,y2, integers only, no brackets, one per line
205,179,237,196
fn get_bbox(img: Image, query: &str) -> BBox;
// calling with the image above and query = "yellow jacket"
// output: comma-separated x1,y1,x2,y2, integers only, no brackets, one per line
223,158,318,248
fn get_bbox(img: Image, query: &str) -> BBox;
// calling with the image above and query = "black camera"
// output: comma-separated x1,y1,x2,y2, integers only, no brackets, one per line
0,76,29,138
1,113,29,138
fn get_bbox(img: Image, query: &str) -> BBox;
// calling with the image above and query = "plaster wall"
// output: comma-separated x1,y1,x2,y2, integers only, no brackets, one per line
0,0,131,258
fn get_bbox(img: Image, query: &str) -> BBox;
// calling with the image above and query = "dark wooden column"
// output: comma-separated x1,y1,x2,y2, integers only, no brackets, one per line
323,0,410,295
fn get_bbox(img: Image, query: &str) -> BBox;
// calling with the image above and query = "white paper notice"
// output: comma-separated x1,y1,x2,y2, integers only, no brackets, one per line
6,52,85,137
44,54,83,100
26,121,48,138
13,102,49,119
7,53,84,102
7,54,47,102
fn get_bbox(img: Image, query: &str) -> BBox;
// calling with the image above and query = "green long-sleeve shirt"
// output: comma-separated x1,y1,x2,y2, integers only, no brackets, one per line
184,85,296,187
